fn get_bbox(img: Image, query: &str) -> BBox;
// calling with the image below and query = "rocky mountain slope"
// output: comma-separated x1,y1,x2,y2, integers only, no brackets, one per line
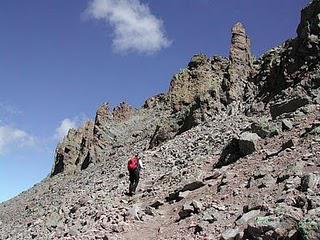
1,1,320,239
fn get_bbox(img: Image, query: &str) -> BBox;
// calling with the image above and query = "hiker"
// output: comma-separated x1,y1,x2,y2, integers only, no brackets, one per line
127,154,144,196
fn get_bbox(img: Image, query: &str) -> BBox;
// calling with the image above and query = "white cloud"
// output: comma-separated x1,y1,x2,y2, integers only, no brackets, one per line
85,0,171,54
0,126,35,154
55,118,79,140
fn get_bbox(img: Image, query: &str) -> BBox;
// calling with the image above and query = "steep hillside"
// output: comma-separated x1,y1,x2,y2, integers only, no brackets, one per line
1,1,320,239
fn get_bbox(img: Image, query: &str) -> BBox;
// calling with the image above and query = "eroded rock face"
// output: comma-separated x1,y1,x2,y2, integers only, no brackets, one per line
50,1,320,183
168,54,229,109
229,22,253,67
51,120,94,176
95,103,111,128
112,102,134,121
297,0,320,57
224,22,254,113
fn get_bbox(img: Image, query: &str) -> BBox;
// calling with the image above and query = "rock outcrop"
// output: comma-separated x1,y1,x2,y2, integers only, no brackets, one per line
51,120,94,176
51,0,320,178
225,22,254,114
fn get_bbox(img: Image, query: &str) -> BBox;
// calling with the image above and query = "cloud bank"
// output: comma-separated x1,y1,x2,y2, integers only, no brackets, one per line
55,118,79,140
0,126,35,154
86,0,171,54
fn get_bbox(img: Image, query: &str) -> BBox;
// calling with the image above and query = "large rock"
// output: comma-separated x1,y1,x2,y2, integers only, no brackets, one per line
270,95,310,119
301,173,320,192
282,119,294,131
221,228,241,240
178,203,195,220
236,210,261,226
238,132,260,156
251,120,280,138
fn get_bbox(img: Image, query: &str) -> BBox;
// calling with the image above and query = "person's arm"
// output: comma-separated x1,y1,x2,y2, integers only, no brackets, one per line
139,159,144,169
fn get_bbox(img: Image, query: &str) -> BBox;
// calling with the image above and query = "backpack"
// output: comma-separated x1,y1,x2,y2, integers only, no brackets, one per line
128,157,139,171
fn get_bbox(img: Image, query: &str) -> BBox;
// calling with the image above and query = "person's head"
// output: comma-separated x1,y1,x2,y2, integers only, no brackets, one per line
134,153,139,158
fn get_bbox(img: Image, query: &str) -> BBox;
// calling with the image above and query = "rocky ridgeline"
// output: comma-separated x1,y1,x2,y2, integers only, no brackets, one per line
1,1,320,239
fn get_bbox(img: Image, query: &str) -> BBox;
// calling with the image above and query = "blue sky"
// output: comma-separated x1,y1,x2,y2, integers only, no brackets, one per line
0,0,308,202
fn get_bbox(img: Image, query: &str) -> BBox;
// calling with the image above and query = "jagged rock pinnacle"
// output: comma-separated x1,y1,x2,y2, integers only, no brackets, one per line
112,102,134,121
224,22,254,113
229,22,252,67
95,103,111,127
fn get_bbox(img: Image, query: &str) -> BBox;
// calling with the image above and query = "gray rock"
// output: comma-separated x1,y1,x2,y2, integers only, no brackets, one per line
238,132,260,156
243,215,280,238
181,180,205,192
150,200,164,209
301,173,320,192
178,190,191,200
201,210,217,223
191,200,203,213
281,139,295,151
236,210,261,225
251,121,271,139
178,203,194,220
45,212,63,229
307,195,320,210
282,119,293,131
270,96,310,119
221,227,240,240
274,203,304,222
256,174,277,188
144,206,156,216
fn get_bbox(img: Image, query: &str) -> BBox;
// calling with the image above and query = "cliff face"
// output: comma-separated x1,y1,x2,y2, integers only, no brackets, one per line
52,1,320,178
1,1,320,240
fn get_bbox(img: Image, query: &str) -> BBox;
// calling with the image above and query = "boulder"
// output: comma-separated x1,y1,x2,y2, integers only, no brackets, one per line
270,96,310,119
236,210,261,226
251,121,271,139
201,209,217,223
243,215,282,239
221,228,241,240
181,180,205,192
178,203,195,220
238,132,260,156
191,200,203,213
282,119,293,131
301,173,320,192
45,212,63,229
150,200,164,209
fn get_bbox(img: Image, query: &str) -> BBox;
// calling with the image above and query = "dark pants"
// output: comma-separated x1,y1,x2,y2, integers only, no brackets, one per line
129,168,140,195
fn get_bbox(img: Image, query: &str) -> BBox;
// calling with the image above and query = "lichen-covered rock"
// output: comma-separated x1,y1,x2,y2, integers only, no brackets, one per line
168,54,228,108
298,208,320,240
